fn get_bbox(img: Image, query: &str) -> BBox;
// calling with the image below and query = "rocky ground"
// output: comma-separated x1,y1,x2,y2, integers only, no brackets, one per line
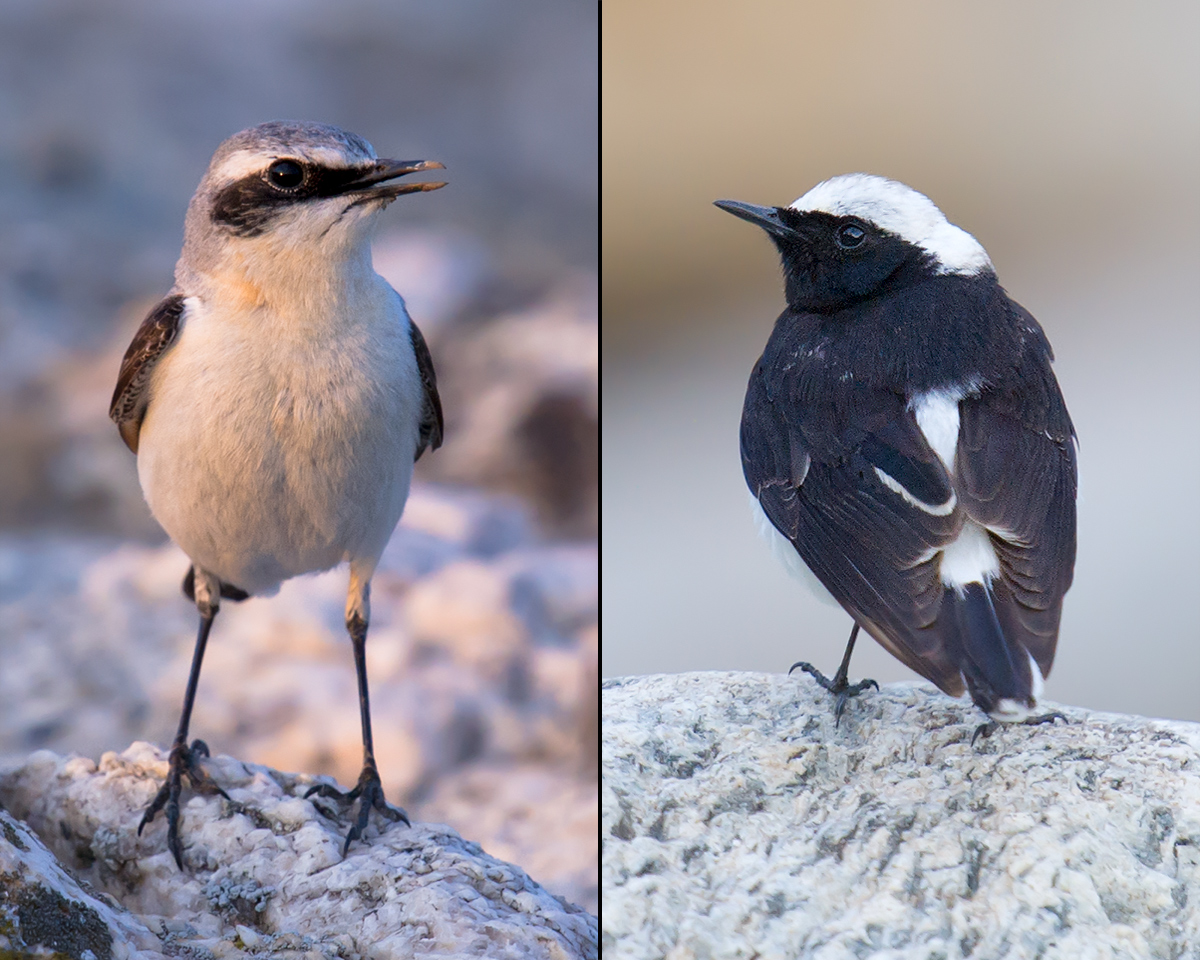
1,743,597,959
603,671,1200,959
1,484,598,917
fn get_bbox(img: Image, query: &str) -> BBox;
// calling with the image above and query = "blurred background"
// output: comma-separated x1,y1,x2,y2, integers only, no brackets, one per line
0,0,597,912
603,1,1200,723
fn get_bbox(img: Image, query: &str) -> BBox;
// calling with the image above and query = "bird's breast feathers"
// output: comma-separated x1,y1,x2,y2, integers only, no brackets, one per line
135,288,423,591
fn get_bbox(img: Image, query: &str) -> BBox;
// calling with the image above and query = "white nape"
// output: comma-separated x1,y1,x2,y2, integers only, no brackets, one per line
749,493,841,608
791,174,992,277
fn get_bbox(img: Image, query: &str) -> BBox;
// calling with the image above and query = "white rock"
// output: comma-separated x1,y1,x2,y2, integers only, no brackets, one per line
1,744,597,959
420,762,599,915
602,671,1200,959
0,487,597,911
0,807,166,959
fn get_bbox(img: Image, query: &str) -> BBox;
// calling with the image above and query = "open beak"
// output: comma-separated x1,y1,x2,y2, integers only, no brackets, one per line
713,199,791,238
349,159,447,199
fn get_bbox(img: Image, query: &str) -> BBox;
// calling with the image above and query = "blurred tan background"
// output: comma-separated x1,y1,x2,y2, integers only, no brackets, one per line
602,1,1200,722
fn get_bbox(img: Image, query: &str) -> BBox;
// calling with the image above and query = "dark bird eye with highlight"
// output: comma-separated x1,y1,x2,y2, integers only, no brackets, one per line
836,222,867,249
266,159,305,190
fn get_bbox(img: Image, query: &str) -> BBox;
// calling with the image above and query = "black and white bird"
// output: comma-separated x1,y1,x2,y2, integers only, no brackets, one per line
715,174,1076,735
110,121,445,867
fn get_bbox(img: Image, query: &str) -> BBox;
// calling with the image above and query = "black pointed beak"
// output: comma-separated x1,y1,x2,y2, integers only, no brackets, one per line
714,199,790,238
349,159,447,198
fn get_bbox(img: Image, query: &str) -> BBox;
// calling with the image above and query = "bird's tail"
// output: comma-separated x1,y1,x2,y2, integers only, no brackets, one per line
951,582,1041,720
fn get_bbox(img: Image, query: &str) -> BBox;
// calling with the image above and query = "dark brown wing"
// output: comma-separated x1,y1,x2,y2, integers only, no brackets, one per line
109,294,186,454
409,319,444,461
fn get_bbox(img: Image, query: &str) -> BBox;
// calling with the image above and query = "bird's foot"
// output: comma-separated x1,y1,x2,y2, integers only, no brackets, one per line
305,763,410,855
971,711,1068,746
788,661,879,725
138,738,229,870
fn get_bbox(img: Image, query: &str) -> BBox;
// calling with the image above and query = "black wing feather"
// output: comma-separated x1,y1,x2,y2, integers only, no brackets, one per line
409,319,444,461
109,294,186,454
957,398,1076,675
743,363,967,694
743,295,1075,698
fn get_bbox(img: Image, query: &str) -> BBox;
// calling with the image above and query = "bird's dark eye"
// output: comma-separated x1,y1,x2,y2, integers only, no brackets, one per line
836,222,867,249
266,159,304,190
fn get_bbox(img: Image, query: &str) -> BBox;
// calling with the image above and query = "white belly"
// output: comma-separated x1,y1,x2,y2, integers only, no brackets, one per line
136,296,422,595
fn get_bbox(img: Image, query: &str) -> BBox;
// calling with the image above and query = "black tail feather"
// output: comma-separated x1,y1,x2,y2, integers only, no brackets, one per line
952,582,1033,715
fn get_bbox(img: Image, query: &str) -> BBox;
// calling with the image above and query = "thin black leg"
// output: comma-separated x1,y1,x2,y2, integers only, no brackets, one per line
306,611,409,854
138,603,228,869
788,622,879,725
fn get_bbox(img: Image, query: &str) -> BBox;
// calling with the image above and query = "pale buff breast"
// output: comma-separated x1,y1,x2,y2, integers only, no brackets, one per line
137,291,422,595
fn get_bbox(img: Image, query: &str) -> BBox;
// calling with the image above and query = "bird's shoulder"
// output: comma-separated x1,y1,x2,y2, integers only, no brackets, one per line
109,293,188,454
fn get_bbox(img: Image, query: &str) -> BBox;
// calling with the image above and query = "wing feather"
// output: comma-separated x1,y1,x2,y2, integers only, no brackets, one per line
743,363,967,694
108,294,186,454
956,391,1076,676
409,319,444,461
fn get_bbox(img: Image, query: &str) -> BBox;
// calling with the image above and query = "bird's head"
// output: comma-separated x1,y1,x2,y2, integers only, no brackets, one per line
180,121,445,282
716,174,991,312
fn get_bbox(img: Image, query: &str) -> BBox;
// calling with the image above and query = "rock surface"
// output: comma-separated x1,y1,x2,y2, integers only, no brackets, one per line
0,484,597,915
1,742,598,959
602,671,1200,960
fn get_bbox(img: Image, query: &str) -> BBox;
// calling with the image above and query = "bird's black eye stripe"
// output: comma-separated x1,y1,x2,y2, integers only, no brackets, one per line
212,163,379,236
836,221,867,250
266,159,305,191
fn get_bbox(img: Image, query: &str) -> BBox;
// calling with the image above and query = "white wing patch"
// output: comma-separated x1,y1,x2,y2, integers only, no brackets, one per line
791,174,992,277
872,466,956,516
910,386,972,473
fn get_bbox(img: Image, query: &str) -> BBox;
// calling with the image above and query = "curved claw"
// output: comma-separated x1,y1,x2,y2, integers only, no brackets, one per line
791,661,877,725
832,679,879,727
305,766,410,854
788,660,834,689
138,739,228,870
972,711,1068,748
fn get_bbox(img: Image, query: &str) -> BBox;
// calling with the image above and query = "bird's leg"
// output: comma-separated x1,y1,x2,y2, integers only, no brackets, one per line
306,571,409,854
971,711,1067,746
789,623,879,724
138,568,229,870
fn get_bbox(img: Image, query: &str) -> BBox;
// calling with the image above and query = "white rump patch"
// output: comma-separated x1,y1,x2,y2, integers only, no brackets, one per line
749,494,840,608
939,521,999,592
791,174,992,277
872,466,956,516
